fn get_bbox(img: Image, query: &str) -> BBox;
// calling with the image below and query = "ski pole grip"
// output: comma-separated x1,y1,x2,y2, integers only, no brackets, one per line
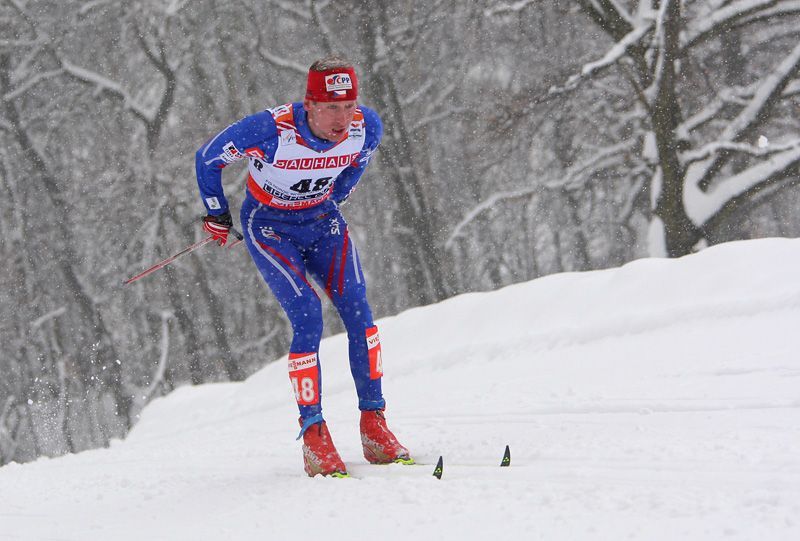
230,226,244,241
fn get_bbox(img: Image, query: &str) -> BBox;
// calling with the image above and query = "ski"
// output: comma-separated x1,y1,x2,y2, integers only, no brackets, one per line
501,444,511,467
433,456,444,479
431,445,510,479
326,446,510,480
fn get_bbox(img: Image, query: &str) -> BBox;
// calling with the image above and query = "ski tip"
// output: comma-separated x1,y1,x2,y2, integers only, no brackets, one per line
329,471,351,479
432,456,444,479
500,445,511,467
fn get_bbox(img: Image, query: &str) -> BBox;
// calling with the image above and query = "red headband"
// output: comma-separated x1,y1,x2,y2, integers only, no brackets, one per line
305,67,358,102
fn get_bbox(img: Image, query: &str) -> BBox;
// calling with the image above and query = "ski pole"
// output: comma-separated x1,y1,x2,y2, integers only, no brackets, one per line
123,227,244,285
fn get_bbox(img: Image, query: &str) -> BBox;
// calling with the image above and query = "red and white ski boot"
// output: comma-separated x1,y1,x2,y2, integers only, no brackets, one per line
360,409,414,465
300,419,348,478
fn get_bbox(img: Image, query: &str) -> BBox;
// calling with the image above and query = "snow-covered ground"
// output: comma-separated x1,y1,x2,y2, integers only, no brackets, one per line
2,238,800,541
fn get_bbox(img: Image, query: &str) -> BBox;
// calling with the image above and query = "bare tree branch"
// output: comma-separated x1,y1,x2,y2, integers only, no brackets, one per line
681,139,800,166
1,68,61,101
686,40,800,191
683,0,793,51
483,0,537,17
59,59,152,124
700,144,800,231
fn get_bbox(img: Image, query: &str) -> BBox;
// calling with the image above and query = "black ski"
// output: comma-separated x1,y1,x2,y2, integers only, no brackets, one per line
329,446,511,479
432,456,444,479
431,445,510,479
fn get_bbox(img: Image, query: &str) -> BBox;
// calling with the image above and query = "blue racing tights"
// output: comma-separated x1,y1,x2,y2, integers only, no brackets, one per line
240,196,385,427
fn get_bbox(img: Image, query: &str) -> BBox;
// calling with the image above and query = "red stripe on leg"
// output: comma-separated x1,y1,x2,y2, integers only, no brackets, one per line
257,241,318,296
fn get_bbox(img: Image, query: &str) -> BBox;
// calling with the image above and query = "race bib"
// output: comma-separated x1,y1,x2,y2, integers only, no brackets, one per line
288,352,320,406
366,326,383,380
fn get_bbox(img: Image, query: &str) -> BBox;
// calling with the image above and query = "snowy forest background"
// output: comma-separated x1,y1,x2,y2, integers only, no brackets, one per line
1,0,799,466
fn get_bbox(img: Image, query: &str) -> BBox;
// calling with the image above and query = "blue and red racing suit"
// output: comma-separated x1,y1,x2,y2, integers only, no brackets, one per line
196,102,384,430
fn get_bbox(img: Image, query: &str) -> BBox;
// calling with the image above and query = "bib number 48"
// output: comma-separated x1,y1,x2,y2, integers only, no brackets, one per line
290,176,332,194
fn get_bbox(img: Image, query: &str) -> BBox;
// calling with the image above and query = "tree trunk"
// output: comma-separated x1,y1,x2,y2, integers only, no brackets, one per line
648,1,701,257
358,3,451,305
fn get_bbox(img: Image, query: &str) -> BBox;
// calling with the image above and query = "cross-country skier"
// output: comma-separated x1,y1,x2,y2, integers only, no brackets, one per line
195,56,411,477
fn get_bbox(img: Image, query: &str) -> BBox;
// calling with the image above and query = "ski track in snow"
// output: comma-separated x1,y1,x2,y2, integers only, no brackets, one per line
2,238,800,540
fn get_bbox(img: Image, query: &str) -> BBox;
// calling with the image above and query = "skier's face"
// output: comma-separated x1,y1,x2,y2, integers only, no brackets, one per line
304,99,357,142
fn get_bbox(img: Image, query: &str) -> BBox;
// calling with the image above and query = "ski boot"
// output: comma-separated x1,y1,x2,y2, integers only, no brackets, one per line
360,409,414,465
300,418,348,478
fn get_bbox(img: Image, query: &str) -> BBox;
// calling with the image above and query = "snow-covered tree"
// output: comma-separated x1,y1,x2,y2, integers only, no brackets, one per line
561,0,800,256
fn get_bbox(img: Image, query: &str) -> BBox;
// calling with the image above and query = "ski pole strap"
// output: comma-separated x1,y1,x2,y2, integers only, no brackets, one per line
296,413,324,440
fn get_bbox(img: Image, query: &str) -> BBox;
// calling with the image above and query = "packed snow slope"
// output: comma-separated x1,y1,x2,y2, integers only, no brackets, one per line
2,238,800,541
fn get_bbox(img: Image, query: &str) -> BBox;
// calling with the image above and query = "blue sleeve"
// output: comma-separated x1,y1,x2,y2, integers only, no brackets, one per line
330,106,383,204
195,111,278,215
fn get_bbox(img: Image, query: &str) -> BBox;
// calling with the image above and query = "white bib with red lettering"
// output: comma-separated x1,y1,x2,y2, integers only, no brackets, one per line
246,104,366,210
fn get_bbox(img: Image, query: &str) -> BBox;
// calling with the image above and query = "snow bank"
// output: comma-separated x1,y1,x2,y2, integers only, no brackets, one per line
2,238,799,541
